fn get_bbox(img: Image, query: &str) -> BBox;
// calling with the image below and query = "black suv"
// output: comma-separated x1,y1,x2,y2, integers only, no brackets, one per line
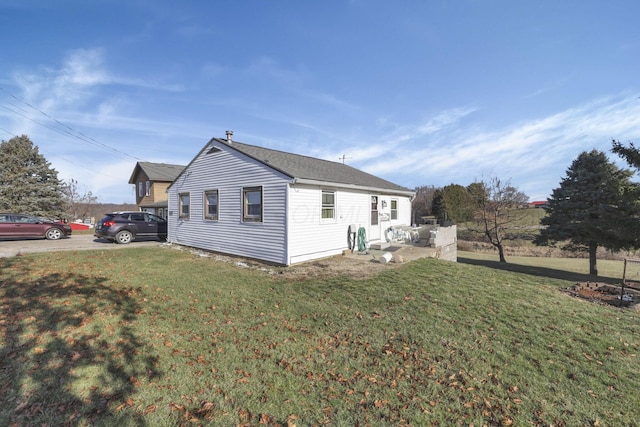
95,211,167,244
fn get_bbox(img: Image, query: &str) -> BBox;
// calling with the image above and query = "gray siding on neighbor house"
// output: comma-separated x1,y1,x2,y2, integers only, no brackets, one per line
167,141,291,265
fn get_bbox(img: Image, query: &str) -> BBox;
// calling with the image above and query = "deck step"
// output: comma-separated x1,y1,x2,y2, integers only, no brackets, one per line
369,241,390,250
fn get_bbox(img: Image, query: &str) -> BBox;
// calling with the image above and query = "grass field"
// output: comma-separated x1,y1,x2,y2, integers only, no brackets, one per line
1,246,639,426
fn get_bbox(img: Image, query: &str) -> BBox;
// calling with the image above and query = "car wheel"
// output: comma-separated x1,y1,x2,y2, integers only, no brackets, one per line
115,230,133,244
45,228,63,240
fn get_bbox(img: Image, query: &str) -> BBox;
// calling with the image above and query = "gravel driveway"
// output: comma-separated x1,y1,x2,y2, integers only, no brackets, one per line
0,234,163,258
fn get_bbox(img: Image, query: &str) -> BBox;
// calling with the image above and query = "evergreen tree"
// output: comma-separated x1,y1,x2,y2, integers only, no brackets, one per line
0,135,67,219
431,184,474,224
535,150,639,276
612,139,640,169
431,188,446,222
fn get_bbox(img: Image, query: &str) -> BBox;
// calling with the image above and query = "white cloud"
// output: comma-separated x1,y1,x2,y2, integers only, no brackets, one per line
352,94,640,200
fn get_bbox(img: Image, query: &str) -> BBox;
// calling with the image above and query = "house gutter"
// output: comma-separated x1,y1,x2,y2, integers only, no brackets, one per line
292,178,415,198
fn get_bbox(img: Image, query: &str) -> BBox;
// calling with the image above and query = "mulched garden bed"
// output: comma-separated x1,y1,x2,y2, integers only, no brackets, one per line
562,282,640,308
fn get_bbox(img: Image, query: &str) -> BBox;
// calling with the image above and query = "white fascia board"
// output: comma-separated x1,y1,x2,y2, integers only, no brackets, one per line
292,178,415,198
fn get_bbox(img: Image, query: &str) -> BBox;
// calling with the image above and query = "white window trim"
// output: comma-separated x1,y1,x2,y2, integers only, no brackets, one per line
320,189,336,223
390,198,398,220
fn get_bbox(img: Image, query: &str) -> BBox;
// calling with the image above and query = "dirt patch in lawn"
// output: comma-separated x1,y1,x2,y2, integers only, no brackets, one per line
281,244,444,280
166,242,443,281
562,282,640,309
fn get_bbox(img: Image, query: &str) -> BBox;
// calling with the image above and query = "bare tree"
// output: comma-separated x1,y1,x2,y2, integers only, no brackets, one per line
468,177,529,263
62,179,99,221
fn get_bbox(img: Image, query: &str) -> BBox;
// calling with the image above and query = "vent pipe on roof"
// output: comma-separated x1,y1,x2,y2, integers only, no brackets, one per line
225,130,233,143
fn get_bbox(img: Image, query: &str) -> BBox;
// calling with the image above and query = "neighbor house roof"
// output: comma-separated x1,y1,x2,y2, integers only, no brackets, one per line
128,162,185,184
215,138,413,195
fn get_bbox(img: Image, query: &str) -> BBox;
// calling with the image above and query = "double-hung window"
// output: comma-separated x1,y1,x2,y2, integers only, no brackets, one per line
138,182,143,197
145,181,151,196
243,187,262,222
390,199,398,220
321,190,335,220
179,193,190,219
204,190,219,220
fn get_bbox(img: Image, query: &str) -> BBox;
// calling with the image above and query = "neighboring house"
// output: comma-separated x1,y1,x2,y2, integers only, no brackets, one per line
129,162,185,218
528,200,548,209
167,132,415,265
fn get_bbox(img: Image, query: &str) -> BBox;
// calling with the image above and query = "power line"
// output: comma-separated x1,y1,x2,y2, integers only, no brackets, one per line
0,86,142,161
0,126,114,178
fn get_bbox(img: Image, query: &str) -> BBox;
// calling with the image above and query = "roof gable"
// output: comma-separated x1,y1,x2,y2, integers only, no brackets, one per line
129,162,186,184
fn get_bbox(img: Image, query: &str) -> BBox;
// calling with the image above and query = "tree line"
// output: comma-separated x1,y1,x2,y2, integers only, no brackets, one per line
412,140,640,275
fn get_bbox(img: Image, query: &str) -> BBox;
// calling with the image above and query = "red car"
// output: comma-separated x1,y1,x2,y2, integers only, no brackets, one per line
0,213,72,240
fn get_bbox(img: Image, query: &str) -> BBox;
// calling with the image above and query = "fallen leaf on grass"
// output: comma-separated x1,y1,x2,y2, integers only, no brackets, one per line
143,404,158,415
170,403,185,412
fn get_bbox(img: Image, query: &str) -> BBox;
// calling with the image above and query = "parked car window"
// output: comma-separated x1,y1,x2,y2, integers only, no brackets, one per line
0,214,11,222
148,214,164,223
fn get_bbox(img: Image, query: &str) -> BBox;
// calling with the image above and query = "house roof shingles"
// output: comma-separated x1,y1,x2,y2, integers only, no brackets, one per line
129,162,185,184
215,138,413,194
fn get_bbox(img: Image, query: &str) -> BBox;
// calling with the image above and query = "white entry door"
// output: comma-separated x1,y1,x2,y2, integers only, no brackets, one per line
369,195,381,241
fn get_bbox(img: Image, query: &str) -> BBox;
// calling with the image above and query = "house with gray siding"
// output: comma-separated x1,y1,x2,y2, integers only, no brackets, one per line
166,132,415,265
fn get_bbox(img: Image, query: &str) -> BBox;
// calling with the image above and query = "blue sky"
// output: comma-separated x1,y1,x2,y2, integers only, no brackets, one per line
1,1,639,203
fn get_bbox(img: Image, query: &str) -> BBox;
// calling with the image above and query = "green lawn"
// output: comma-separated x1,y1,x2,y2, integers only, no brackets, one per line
1,247,639,426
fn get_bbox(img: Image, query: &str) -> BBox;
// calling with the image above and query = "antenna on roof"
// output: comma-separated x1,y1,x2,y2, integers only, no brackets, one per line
339,154,352,164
